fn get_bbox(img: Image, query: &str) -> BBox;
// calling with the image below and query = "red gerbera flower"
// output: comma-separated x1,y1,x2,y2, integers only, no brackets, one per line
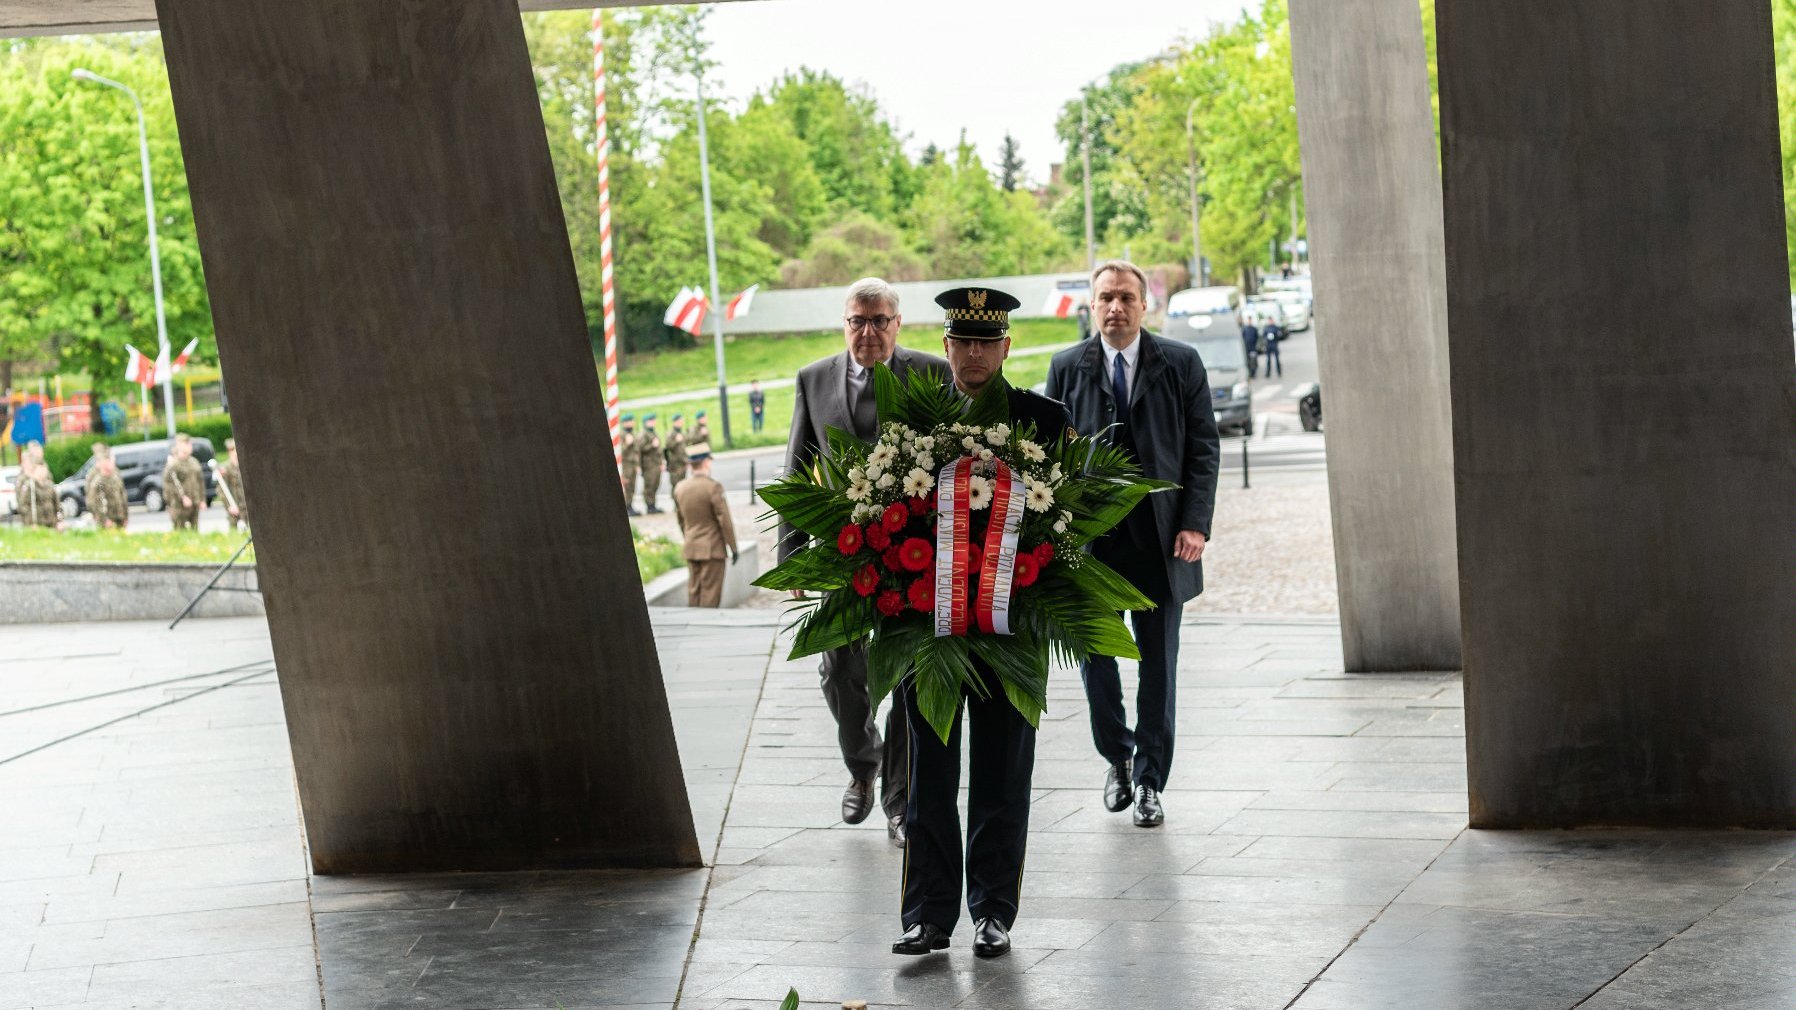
898,537,933,573
881,545,906,573
866,524,892,552
852,563,879,597
907,576,934,612
1033,542,1056,567
966,542,984,574
837,524,863,556
907,495,929,515
876,589,905,617
881,502,909,533
1013,551,1040,588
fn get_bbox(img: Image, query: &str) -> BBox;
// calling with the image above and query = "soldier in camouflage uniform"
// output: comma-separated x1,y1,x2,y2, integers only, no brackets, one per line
664,413,689,487
161,433,206,531
618,413,640,516
85,444,128,530
639,413,664,514
19,461,60,529
216,438,249,531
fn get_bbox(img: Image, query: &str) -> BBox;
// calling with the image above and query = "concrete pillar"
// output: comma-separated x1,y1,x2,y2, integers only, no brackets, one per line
1289,0,1462,673
154,0,702,870
1438,2,1796,827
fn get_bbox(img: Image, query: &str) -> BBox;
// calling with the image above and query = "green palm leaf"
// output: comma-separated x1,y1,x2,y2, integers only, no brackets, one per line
790,590,874,659
753,543,854,591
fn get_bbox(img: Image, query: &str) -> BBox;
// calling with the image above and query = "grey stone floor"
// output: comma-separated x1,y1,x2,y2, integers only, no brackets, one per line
0,612,1790,1010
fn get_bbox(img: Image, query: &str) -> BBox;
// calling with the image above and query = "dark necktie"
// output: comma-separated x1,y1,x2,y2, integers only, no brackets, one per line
1112,352,1131,426
850,369,878,440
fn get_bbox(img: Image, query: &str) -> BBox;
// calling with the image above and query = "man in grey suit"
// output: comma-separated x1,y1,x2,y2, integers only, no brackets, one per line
783,277,949,847
1045,260,1221,829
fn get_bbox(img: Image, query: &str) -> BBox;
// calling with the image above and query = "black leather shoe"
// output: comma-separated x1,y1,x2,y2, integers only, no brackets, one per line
842,779,875,825
1133,785,1164,827
1103,760,1133,813
887,814,906,848
891,922,950,955
972,917,1011,958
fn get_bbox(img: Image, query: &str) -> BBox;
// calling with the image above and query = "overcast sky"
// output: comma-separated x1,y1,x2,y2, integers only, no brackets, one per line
702,0,1253,187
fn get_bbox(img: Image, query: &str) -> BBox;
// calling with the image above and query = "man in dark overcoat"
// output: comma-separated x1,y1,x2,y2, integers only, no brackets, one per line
1044,260,1221,828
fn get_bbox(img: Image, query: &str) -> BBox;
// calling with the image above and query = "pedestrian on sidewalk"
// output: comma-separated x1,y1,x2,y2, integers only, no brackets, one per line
1045,259,1221,830
1261,317,1285,378
783,277,947,847
748,381,766,433
672,442,736,608
1241,315,1261,379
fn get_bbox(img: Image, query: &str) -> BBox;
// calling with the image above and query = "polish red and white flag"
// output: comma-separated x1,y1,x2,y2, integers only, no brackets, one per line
124,344,158,388
726,284,758,322
663,287,708,335
171,338,200,374
1041,289,1084,319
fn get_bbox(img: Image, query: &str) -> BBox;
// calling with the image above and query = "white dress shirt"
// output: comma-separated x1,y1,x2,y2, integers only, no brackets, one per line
1100,336,1141,402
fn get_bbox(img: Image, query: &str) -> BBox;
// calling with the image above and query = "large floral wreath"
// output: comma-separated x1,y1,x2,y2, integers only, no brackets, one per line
753,364,1174,742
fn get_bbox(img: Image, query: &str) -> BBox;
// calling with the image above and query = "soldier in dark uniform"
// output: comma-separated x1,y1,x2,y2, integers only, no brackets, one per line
638,413,664,514
619,413,640,516
85,444,129,530
664,413,689,487
893,286,1074,961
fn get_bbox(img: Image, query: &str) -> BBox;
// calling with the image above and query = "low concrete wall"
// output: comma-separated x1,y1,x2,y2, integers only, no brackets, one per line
0,562,264,624
645,540,761,609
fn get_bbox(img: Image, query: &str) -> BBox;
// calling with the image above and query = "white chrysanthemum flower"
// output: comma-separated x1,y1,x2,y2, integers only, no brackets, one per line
915,435,935,452
1019,439,1046,463
977,448,994,463
866,463,884,482
986,423,1010,446
967,475,992,511
961,435,979,451
1024,478,1054,513
914,453,935,473
875,472,896,490
1053,515,1069,533
846,480,872,503
868,443,897,469
903,468,935,497
848,466,866,484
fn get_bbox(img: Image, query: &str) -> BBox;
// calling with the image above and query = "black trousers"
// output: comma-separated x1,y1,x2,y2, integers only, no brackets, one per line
820,644,908,819
900,663,1036,933
1083,526,1182,792
1263,342,1282,377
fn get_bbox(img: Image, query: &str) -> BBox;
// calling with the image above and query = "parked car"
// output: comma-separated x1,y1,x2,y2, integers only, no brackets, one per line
1165,286,1244,345
1295,382,1322,431
57,437,216,518
1161,316,1254,438
1267,290,1312,331
0,465,17,517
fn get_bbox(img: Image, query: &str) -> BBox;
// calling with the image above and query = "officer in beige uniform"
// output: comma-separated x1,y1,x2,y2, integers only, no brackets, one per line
672,442,736,608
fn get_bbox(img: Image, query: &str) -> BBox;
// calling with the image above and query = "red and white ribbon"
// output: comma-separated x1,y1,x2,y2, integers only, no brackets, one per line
975,459,1026,635
934,455,1024,638
935,456,972,637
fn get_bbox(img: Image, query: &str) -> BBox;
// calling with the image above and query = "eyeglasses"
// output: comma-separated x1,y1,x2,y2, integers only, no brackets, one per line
845,315,895,332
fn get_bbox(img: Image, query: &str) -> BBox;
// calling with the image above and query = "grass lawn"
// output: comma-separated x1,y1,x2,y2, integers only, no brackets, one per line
2,526,683,587
614,317,1080,401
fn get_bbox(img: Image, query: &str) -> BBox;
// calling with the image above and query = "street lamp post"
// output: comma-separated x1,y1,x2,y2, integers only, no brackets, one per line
1081,97,1097,270
73,68,175,439
693,72,732,448
1185,96,1205,288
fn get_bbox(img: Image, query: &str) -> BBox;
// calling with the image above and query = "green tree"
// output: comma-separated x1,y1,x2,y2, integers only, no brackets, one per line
779,214,927,288
747,69,916,219
909,136,1073,279
998,133,1024,192
0,36,212,408
1775,0,1796,285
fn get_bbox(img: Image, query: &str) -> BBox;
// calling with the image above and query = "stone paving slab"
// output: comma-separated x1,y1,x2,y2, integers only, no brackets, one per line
2,612,1791,1010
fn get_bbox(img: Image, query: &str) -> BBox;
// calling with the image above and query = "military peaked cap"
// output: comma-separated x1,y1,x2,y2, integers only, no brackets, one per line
936,286,1020,340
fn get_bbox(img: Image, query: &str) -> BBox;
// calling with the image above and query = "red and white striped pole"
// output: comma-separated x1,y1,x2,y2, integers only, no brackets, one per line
593,9,622,471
